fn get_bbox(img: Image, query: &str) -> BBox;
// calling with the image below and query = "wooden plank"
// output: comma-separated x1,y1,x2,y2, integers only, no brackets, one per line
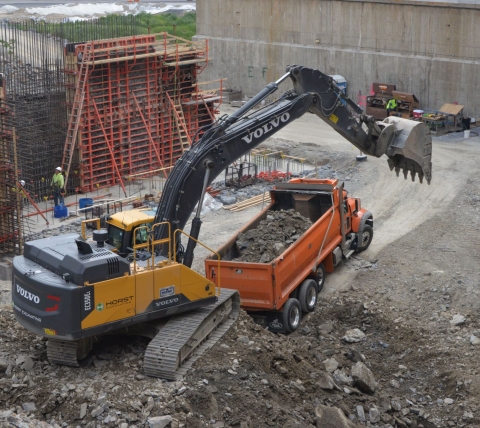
439,103,464,115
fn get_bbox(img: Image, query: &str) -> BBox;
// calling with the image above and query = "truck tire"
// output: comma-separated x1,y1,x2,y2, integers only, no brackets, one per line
282,298,302,333
316,263,325,292
356,225,373,252
299,279,318,313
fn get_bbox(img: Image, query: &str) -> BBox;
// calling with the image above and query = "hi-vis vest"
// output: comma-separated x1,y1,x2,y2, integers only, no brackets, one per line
386,99,397,110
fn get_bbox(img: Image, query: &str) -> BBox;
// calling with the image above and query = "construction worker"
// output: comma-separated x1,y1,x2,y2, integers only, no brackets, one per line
51,167,65,206
386,98,397,116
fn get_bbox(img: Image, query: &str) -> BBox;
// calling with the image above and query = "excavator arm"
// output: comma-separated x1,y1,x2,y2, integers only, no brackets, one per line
154,66,432,265
289,66,432,184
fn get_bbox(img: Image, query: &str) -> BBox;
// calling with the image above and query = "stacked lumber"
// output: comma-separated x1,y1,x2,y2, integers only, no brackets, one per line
223,192,271,212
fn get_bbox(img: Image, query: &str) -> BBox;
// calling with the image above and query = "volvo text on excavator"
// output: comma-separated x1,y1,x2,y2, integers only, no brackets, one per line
11,66,432,379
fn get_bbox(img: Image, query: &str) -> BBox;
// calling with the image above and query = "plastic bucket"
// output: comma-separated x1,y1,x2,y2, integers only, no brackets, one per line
413,110,424,118
464,130,470,139
54,205,68,218
79,198,93,209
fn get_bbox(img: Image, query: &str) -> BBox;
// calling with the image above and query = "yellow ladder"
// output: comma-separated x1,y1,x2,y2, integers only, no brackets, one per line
167,93,192,153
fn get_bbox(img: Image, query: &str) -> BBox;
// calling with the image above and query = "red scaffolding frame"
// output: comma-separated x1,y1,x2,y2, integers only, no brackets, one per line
63,33,223,193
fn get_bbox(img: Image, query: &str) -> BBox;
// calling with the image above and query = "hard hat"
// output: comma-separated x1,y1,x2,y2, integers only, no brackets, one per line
19,180,25,186
55,167,62,171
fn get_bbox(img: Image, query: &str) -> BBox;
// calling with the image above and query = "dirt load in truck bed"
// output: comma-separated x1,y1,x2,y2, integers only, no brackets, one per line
232,209,312,263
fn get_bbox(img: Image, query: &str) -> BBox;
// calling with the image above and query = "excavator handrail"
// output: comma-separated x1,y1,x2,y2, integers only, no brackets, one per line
132,221,172,272
173,229,221,295
81,218,101,240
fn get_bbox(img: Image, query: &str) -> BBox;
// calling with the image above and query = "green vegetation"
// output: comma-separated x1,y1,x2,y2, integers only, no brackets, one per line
27,12,196,43
135,12,196,40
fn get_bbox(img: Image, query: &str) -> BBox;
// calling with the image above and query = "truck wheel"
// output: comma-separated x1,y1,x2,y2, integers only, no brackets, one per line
316,263,326,293
356,225,373,252
299,279,318,313
282,298,302,333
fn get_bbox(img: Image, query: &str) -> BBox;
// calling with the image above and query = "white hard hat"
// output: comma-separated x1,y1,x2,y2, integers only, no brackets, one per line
19,180,25,186
55,167,62,171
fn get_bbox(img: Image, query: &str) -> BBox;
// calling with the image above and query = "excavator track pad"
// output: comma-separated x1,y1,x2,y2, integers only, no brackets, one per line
144,288,240,380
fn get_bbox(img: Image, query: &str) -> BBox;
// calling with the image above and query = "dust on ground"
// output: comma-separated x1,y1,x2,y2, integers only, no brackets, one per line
1,110,480,427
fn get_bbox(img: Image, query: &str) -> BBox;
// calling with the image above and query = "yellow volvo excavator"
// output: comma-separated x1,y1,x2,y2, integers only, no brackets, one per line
11,66,432,379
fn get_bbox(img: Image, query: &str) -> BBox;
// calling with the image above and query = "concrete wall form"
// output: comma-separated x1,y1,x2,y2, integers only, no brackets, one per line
197,0,480,117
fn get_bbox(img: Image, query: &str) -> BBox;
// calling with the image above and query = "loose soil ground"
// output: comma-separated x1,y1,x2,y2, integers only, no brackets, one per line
1,110,480,427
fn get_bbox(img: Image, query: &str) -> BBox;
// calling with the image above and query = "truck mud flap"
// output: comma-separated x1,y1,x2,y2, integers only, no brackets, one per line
247,310,287,334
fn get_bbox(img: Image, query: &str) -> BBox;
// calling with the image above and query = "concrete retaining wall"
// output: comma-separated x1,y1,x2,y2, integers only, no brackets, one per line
197,0,480,117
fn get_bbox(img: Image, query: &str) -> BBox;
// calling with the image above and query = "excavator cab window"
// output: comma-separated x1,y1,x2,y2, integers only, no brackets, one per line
107,225,124,251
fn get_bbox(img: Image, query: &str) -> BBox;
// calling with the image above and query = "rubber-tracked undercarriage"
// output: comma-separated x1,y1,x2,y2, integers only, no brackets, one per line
46,289,239,379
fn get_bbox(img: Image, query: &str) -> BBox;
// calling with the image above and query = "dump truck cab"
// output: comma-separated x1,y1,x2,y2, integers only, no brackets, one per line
105,209,155,257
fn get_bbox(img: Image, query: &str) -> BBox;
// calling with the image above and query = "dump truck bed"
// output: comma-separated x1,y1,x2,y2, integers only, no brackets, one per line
205,179,345,311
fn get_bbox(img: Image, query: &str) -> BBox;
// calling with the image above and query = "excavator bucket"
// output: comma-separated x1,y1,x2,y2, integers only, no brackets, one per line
382,117,432,184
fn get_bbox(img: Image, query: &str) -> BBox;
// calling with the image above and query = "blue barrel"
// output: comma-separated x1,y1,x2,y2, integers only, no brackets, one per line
79,198,93,209
54,205,68,218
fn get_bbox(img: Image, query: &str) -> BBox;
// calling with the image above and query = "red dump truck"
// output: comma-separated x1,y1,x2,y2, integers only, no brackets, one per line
205,178,373,333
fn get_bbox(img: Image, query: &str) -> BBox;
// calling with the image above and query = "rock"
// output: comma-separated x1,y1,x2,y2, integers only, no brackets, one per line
273,242,286,255
333,369,354,386
378,395,392,412
318,321,334,335
345,349,363,363
148,415,173,428
450,314,466,326
0,358,8,373
237,335,249,344
391,399,402,411
323,357,339,373
317,372,335,390
444,398,454,405
290,380,306,393
80,403,87,419
390,379,401,389
91,405,105,417
218,195,236,205
96,394,107,405
22,402,36,412
369,407,381,423
351,362,377,393
342,328,366,343
315,404,357,428
470,335,480,345
22,356,34,371
356,405,366,422
15,355,26,366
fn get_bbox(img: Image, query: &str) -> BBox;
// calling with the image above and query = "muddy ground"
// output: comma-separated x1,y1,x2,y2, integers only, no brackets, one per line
1,110,480,428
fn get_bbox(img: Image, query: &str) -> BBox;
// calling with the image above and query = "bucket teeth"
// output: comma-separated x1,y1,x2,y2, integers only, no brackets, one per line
388,157,431,185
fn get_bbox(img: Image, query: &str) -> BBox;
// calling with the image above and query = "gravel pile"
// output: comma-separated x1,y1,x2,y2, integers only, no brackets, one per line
233,209,312,263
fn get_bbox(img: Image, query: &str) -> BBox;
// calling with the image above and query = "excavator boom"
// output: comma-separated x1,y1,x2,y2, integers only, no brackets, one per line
154,66,432,263
288,66,432,184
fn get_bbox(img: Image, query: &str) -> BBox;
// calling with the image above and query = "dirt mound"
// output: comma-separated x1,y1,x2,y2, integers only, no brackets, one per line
233,209,312,263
